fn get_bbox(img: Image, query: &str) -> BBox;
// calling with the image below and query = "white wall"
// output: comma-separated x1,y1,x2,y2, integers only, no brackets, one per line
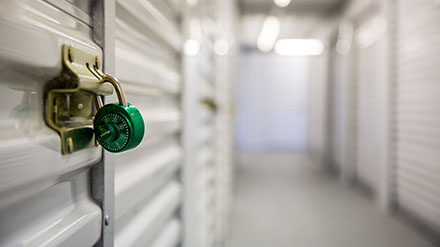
235,52,309,152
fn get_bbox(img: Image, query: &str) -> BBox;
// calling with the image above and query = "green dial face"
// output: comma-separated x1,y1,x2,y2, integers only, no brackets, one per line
96,112,131,152
94,103,144,153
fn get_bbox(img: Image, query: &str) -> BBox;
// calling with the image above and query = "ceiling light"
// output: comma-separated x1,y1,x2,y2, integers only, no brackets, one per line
356,17,386,48
336,39,351,56
187,0,197,6
336,21,354,55
215,39,230,56
257,16,280,53
184,39,200,56
274,0,291,8
274,39,325,56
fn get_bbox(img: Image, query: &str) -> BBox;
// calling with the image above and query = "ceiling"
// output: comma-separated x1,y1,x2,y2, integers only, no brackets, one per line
239,0,346,15
238,0,347,48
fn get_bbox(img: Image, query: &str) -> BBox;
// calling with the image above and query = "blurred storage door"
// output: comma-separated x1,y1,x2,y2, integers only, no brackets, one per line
328,45,348,171
355,13,387,191
181,21,217,247
0,1,103,246
113,1,184,246
395,0,440,232
192,64,217,246
194,45,217,247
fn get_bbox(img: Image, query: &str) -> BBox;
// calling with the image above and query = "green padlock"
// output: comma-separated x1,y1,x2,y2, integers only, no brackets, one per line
94,75,145,153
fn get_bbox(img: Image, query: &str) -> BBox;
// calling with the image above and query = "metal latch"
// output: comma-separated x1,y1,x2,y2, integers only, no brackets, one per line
45,45,113,154
201,98,218,113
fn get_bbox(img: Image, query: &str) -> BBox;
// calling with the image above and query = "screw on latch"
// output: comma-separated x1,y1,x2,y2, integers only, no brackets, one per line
104,214,110,226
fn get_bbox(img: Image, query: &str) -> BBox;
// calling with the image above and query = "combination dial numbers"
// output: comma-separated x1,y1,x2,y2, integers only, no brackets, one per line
96,112,131,152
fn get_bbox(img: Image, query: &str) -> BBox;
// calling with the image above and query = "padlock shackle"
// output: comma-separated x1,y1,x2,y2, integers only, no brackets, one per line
102,75,128,107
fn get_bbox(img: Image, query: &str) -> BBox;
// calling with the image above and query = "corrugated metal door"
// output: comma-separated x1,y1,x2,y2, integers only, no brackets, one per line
213,55,234,246
212,0,237,243
112,1,184,246
328,20,355,180
354,12,387,191
346,30,359,183
308,55,329,165
327,41,345,170
0,1,103,245
395,0,440,232
182,1,219,245
183,34,217,247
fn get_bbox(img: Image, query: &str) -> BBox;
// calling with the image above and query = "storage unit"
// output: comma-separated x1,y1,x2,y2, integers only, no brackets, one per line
0,1,104,245
394,0,440,232
112,1,184,246
354,11,388,191
327,1,392,206
327,41,350,175
308,55,329,165
324,0,440,230
182,1,237,246
212,1,237,244
182,10,218,247
183,51,217,246
328,19,359,182
330,52,359,183
0,0,236,246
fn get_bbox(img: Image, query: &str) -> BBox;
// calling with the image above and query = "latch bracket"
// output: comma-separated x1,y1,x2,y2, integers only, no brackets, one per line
45,45,113,154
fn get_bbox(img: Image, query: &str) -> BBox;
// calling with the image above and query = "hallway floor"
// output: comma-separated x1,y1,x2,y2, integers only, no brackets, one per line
227,153,434,247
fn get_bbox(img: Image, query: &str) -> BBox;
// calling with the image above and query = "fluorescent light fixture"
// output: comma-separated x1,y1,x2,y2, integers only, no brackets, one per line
274,39,325,56
356,17,386,48
336,21,354,55
257,16,280,53
274,0,291,8
336,39,351,56
184,39,200,56
214,39,230,56
187,0,197,6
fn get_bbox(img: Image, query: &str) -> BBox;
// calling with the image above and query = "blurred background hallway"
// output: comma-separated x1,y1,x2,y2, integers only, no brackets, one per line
228,153,434,247
1,0,440,246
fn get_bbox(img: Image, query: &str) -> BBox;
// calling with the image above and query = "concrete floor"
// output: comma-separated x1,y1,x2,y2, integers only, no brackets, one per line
227,153,435,247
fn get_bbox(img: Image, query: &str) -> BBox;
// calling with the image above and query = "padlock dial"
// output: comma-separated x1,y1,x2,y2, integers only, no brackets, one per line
94,103,144,153
96,113,130,152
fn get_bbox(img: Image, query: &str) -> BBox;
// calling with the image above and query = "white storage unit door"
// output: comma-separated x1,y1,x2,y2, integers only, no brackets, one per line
184,44,217,247
346,38,359,181
328,37,352,178
308,55,329,164
183,1,237,245
213,66,234,246
113,1,184,246
182,4,218,245
395,0,440,231
197,58,216,246
328,45,347,171
0,1,102,246
354,13,387,191
213,24,236,245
